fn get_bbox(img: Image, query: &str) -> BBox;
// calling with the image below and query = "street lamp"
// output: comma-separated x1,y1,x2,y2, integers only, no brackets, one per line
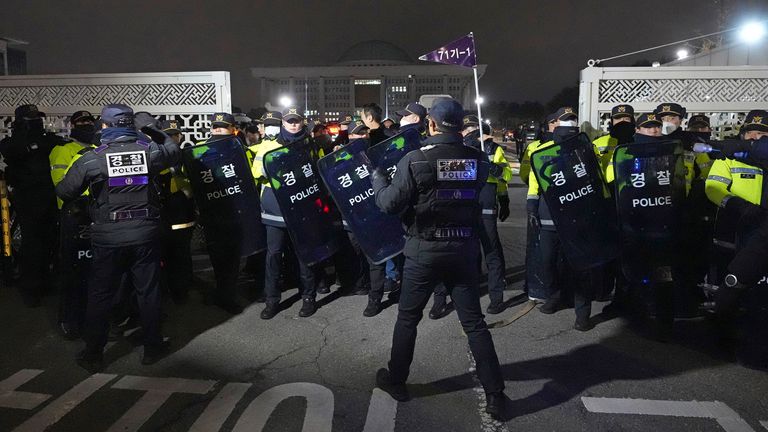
740,21,767,44
587,20,768,66
676,49,689,60
475,96,484,106
279,95,293,108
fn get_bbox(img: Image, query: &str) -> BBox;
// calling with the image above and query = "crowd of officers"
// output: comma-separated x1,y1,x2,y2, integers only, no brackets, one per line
519,102,768,365
0,99,512,408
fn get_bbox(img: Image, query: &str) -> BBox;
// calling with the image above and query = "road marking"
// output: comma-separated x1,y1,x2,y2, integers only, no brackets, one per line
232,382,334,432
582,397,756,432
0,369,51,410
760,420,768,430
107,376,217,432
467,351,509,432
189,382,252,432
362,388,397,432
13,373,117,432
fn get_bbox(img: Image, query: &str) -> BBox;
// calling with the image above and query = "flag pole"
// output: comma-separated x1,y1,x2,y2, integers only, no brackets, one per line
470,33,485,153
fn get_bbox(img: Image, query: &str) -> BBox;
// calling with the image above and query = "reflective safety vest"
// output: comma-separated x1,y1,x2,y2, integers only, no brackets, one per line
705,158,764,207
526,140,556,228
487,142,513,195
50,140,94,208
518,139,540,184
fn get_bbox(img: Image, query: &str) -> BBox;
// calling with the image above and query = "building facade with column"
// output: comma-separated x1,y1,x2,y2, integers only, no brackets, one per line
250,40,486,121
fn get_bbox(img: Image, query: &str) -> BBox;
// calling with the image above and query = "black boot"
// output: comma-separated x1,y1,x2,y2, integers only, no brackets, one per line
299,297,317,317
363,297,382,317
376,368,410,401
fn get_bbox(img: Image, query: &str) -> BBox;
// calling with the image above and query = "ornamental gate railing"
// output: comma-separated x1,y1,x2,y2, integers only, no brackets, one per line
0,71,231,147
579,66,768,139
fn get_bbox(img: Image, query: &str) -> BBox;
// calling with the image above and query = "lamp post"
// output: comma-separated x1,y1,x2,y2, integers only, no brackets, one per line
586,20,767,67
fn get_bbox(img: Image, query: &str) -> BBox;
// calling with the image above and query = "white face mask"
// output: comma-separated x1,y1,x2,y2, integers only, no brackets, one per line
662,122,678,135
559,120,577,127
265,126,280,136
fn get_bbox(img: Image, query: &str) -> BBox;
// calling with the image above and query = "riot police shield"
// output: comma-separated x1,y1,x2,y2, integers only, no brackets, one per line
182,137,265,257
263,144,338,266
366,127,422,176
60,197,92,270
613,140,686,284
530,133,619,270
318,138,405,264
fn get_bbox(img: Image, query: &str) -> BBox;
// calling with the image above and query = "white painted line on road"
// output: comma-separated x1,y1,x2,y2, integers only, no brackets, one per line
582,397,756,432
362,388,397,432
107,376,217,432
0,369,51,410
189,382,252,432
760,420,768,430
13,373,117,432
232,382,334,432
467,351,509,432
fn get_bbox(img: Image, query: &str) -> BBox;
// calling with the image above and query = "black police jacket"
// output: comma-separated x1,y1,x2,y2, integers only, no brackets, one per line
56,130,180,247
372,132,490,241
0,130,64,190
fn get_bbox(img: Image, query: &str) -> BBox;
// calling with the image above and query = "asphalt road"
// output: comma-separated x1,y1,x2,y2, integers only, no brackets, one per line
1,174,768,432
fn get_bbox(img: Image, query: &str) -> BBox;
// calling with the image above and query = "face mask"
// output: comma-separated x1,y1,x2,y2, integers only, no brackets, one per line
662,122,678,135
264,126,280,137
691,131,711,141
610,121,635,144
71,124,96,143
399,116,414,127
559,120,577,127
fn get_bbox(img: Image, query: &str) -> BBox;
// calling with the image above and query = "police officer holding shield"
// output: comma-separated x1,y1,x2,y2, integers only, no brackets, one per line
372,99,505,420
56,104,179,370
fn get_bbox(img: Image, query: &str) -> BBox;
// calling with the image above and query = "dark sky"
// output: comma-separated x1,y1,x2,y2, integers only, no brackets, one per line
2,0,764,110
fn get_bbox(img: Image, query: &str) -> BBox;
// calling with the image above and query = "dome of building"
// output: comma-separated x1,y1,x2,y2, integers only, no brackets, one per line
336,40,413,66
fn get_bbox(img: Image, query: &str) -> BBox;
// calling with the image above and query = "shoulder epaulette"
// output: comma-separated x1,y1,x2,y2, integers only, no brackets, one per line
93,144,109,153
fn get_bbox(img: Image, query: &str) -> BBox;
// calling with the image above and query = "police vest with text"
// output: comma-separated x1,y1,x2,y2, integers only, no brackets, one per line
412,144,489,240
90,140,160,223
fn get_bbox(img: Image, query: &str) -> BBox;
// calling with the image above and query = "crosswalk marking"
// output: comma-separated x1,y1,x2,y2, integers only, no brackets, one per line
0,369,50,410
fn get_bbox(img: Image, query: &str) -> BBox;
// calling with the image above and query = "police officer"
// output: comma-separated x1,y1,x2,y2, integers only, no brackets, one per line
0,104,64,307
519,113,557,185
334,113,353,147
530,107,595,331
593,104,635,158
396,102,427,136
372,99,505,419
56,104,179,370
50,110,97,338
197,112,247,314
158,120,195,304
253,108,319,319
461,115,512,314
704,110,768,366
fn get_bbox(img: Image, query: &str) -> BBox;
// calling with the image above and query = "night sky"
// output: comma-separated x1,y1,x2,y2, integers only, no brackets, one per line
2,0,765,110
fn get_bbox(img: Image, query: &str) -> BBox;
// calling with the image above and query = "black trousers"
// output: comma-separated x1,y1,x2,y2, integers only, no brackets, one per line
539,230,593,319
206,229,241,305
347,231,386,300
264,225,316,304
480,216,506,304
85,242,162,351
388,238,504,394
57,202,91,326
14,190,57,301
162,226,193,300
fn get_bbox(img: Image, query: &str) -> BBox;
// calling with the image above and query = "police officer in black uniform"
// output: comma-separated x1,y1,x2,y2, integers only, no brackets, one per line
372,99,505,420
56,104,179,370
158,120,196,304
0,104,64,307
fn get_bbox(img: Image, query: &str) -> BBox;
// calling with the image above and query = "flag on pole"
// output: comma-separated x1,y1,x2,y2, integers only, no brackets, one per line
418,33,477,68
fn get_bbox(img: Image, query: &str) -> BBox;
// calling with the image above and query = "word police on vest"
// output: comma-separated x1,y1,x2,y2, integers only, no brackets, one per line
77,250,92,260
106,151,148,177
559,184,594,204
438,159,477,181
207,185,242,200
632,196,672,208
291,184,320,203
349,188,374,206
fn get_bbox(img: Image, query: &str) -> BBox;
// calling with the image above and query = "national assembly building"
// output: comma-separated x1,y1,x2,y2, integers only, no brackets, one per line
250,40,486,122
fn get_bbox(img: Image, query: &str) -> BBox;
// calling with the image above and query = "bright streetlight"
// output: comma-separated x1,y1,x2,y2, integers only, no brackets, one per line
475,96,484,106
740,21,767,44
676,49,689,60
484,119,491,125
279,96,293,108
